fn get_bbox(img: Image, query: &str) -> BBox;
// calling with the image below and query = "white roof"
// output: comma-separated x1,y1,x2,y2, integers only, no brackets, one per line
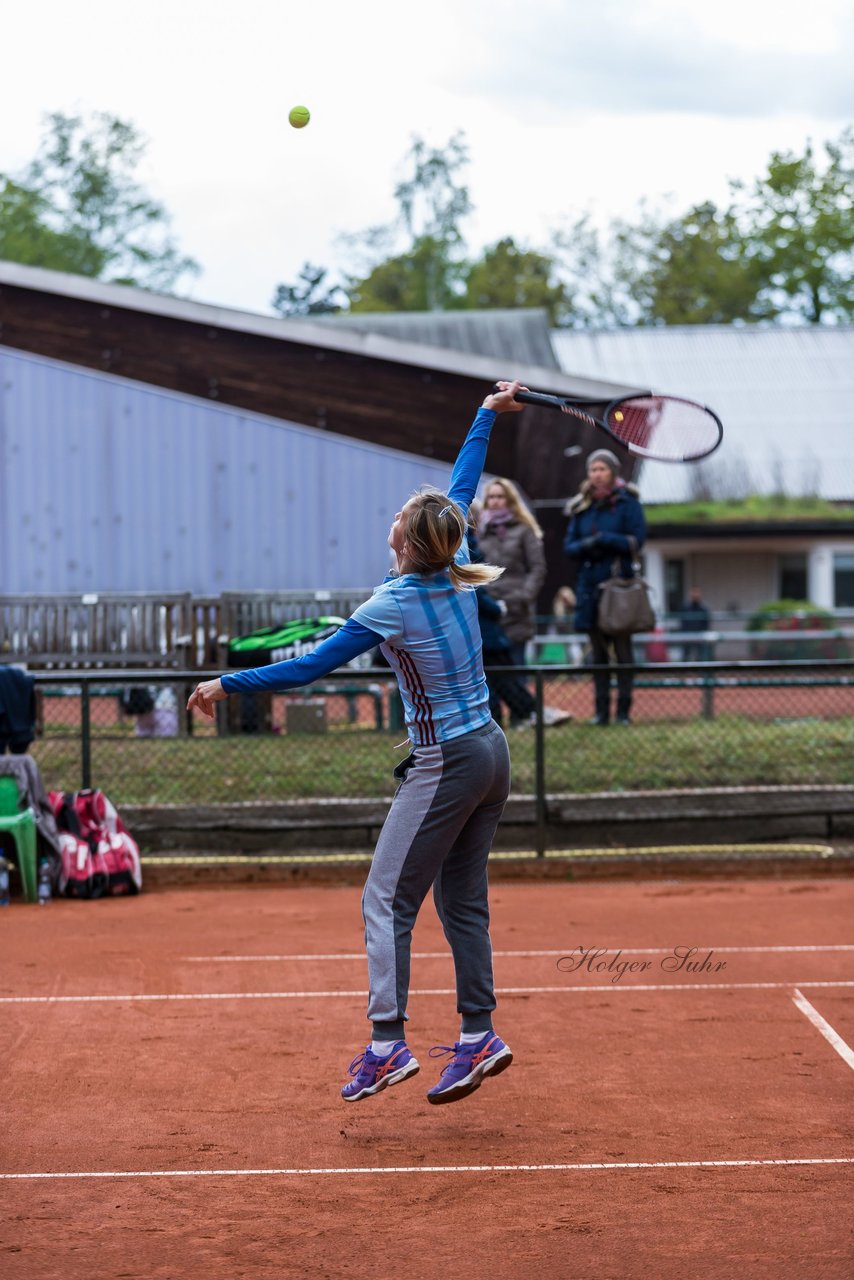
551,326,854,504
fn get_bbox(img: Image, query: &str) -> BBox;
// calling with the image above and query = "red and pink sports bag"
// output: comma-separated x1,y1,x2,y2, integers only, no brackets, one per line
48,789,143,898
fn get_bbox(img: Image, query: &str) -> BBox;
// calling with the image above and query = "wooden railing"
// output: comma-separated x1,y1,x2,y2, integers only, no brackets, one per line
0,590,374,670
0,593,197,669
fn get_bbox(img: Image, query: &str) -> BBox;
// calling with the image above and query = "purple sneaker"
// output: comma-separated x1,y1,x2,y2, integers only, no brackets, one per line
426,1032,513,1105
341,1042,419,1102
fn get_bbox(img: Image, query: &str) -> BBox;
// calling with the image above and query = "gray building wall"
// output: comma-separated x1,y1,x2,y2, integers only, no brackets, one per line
0,346,456,595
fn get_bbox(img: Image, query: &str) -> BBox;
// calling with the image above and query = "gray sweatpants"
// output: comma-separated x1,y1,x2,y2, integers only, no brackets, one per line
361,719,511,1041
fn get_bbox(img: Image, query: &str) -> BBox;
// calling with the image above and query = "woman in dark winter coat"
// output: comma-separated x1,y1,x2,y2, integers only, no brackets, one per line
477,477,546,667
564,449,646,725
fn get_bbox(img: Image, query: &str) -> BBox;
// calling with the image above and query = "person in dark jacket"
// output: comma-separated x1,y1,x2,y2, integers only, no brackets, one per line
564,449,646,725
679,587,712,661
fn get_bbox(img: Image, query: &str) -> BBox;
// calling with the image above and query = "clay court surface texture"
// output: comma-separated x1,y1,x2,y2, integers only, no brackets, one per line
3,876,853,1279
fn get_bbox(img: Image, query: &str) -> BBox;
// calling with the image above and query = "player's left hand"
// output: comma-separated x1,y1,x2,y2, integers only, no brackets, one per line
483,380,527,413
188,678,227,718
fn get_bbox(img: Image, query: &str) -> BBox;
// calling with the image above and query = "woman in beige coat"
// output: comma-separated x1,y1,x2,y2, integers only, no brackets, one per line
477,477,546,670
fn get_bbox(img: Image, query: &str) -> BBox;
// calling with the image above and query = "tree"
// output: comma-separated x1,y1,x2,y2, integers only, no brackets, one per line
271,261,345,316
346,132,473,313
549,214,637,328
462,237,570,325
269,126,854,328
347,237,468,313
271,133,474,316
611,201,772,326
737,129,854,323
0,178,101,275
593,129,854,328
0,111,198,291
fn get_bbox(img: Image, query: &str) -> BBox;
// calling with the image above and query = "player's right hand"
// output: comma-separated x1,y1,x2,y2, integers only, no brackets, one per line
483,380,527,413
188,677,227,718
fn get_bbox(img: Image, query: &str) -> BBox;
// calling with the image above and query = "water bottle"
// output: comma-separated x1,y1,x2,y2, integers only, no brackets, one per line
37,857,52,906
0,857,10,906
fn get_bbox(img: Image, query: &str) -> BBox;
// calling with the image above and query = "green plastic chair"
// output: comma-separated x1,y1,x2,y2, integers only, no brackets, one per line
0,775,37,903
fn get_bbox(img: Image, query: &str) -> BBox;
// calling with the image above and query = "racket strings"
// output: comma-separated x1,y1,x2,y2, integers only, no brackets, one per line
606,396,722,462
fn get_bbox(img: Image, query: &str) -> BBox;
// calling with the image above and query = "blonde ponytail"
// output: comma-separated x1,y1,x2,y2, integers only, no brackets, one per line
449,560,504,589
403,489,504,590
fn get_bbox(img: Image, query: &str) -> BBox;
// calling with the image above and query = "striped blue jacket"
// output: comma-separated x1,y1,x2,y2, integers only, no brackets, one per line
222,406,497,745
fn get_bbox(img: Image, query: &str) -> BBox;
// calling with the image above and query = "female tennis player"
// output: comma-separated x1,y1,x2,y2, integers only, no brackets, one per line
188,381,526,1105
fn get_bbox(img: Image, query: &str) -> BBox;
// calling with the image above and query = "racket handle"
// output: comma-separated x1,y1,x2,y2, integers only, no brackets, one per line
491,385,566,409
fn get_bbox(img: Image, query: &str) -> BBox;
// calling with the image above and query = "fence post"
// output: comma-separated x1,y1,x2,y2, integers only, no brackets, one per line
534,669,547,857
81,680,92,789
176,679,190,736
701,675,715,720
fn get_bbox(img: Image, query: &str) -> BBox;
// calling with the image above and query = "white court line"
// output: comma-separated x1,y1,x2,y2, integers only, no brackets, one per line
2,1157,852,1182
3,981,854,1005
183,945,854,962
792,988,854,1073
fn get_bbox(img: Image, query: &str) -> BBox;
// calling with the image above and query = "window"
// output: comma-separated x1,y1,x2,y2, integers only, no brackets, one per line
778,554,807,601
665,559,685,615
834,554,854,608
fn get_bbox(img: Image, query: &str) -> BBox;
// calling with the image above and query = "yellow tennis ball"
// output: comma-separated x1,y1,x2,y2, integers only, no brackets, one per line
288,105,310,129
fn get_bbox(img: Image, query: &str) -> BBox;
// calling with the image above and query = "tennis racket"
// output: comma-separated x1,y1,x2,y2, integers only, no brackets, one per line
496,386,723,463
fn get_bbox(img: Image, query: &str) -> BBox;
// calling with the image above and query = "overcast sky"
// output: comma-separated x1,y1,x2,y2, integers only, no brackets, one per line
3,0,852,316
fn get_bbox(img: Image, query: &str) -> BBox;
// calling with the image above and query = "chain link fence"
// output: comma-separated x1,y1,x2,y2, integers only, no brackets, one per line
28,662,854,813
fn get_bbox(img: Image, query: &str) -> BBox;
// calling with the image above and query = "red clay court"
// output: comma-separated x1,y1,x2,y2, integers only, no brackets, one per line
3,876,853,1279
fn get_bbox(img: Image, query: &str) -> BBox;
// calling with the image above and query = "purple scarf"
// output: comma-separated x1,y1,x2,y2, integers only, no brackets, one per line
587,477,627,507
479,508,515,539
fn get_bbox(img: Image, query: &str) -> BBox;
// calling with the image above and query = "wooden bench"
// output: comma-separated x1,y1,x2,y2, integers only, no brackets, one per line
0,594,195,669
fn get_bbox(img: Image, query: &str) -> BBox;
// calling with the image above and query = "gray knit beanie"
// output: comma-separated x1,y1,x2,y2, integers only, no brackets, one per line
587,448,621,475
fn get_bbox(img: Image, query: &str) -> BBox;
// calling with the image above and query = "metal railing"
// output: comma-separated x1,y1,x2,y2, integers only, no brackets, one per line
532,628,854,664
22,661,854,856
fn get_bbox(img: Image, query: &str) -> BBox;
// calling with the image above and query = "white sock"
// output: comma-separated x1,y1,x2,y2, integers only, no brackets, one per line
371,1038,399,1056
459,1030,489,1045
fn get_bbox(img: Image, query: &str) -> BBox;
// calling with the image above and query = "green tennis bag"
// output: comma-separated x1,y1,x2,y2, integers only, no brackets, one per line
227,617,347,668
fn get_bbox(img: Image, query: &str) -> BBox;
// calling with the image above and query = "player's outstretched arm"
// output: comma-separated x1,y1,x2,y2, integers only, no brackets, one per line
447,380,526,511
187,619,383,719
